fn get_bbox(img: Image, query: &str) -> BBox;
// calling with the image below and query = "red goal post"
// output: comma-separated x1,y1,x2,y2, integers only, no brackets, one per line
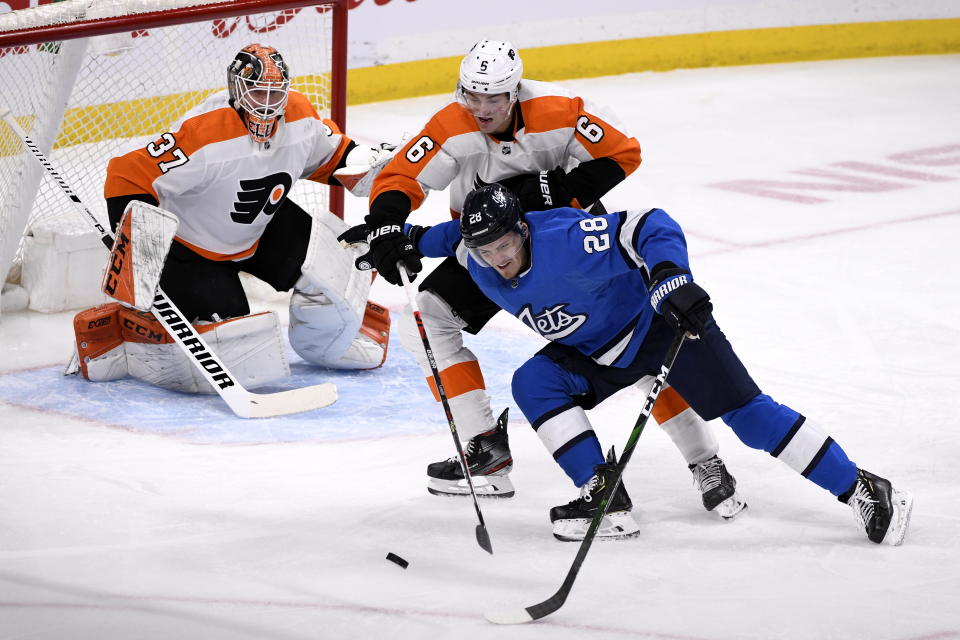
0,0,347,314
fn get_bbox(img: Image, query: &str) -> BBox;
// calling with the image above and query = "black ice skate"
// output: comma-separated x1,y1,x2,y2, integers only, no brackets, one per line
840,468,913,545
426,408,515,498
550,449,639,541
689,455,747,520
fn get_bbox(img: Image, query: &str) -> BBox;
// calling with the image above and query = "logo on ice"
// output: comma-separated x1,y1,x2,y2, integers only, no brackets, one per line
518,303,587,340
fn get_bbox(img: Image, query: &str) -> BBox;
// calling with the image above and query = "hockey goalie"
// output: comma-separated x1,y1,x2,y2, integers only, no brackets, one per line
71,43,393,394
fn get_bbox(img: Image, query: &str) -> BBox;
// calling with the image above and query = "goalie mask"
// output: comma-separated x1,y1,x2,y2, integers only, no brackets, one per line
457,39,523,105
227,44,291,143
461,184,527,270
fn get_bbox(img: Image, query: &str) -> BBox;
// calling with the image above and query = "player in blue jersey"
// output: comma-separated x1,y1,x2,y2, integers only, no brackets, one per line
348,39,744,520
402,183,913,544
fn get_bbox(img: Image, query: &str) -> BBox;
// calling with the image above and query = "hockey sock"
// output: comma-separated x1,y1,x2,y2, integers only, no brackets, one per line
554,432,605,487
722,394,857,495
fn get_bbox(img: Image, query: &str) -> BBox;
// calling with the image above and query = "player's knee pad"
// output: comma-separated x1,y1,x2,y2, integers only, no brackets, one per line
640,382,718,464
73,303,289,393
398,290,472,369
289,210,389,369
511,354,590,421
398,290,493,436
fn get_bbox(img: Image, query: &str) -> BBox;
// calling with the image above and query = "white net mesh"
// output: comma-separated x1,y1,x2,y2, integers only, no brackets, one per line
0,1,339,309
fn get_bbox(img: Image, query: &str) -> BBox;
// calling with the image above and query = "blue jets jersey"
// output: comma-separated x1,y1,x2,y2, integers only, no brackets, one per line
416,206,692,368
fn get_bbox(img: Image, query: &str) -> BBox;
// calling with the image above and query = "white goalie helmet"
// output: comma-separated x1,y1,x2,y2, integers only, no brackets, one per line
227,43,291,143
457,39,523,103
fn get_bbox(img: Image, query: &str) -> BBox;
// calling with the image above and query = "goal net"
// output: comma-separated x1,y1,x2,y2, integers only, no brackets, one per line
0,0,346,315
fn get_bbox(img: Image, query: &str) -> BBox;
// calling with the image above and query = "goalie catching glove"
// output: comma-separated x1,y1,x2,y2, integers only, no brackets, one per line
648,265,713,337
332,142,397,197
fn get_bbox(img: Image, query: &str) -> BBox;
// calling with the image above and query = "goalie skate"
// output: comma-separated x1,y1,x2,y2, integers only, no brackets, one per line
844,468,913,546
690,455,747,520
427,408,515,498
550,453,639,542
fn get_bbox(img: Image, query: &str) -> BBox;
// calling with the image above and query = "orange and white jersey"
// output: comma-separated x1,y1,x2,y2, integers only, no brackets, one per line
370,79,641,218
105,90,350,260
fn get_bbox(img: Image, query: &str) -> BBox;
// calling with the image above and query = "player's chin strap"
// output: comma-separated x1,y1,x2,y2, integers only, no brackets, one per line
0,106,337,418
399,263,493,555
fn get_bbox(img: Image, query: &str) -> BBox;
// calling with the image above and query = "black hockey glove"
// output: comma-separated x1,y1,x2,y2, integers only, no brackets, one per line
649,267,713,337
500,168,573,212
336,223,370,247
336,219,427,285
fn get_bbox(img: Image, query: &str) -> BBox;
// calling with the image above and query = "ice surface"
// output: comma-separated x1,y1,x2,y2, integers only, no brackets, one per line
1,55,958,639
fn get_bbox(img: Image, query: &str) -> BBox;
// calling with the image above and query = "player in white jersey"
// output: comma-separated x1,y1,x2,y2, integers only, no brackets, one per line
345,39,745,518
72,44,391,395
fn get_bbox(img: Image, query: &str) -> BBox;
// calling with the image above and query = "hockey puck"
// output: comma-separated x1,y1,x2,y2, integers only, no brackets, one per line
385,552,409,569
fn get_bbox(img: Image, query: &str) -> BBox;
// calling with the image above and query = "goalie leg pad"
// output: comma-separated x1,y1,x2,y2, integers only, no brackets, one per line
73,304,289,393
121,309,290,394
397,289,494,439
290,294,390,369
290,210,388,369
74,303,128,381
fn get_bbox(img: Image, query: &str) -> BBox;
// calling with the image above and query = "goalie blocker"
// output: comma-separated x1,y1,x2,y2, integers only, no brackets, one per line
101,200,178,312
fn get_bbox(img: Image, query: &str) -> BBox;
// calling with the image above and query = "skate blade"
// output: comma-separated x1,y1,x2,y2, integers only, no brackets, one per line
427,475,515,498
552,511,640,542
884,489,914,546
714,494,748,520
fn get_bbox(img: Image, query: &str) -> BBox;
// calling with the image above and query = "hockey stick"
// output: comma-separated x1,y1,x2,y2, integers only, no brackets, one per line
1,107,337,418
485,329,688,624
399,265,493,555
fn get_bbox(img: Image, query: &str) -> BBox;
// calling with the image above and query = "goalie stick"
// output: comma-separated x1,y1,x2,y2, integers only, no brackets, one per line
1,107,337,418
484,330,688,624
399,265,493,555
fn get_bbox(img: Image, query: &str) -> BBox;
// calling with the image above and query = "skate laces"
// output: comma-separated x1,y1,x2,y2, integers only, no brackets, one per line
693,457,724,493
579,474,602,503
447,431,482,465
847,481,877,531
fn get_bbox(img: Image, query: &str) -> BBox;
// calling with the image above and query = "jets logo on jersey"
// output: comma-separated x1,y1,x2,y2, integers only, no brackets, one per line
517,303,587,340
231,172,293,224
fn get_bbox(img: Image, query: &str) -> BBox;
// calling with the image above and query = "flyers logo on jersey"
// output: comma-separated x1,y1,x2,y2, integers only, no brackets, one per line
517,303,587,340
231,172,293,224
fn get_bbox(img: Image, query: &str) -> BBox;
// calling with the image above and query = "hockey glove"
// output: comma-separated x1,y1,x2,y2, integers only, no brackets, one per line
649,267,713,337
336,223,370,248
500,168,573,212
338,219,425,285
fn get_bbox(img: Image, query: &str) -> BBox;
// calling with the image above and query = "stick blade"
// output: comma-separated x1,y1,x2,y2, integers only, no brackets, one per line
231,382,338,418
476,524,493,554
484,591,567,625
483,607,535,625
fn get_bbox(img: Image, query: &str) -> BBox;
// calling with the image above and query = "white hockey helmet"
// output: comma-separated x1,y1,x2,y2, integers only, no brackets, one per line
457,39,523,103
